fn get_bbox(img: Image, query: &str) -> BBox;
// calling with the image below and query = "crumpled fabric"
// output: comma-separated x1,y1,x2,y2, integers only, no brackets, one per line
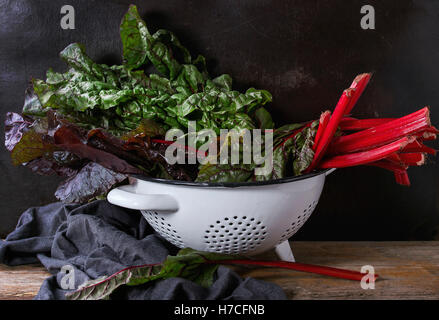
0,200,286,300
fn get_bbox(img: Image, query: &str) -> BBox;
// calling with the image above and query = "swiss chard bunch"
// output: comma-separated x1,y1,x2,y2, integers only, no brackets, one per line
6,4,432,204
27,5,272,135
5,5,276,202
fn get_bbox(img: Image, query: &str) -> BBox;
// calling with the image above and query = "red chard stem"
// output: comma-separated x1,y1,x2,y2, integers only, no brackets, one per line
319,137,412,168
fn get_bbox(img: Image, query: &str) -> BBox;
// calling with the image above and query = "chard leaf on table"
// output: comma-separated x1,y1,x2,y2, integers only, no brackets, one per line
66,248,235,300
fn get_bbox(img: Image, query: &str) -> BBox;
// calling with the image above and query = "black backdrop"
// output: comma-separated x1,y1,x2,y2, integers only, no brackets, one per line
1,0,438,239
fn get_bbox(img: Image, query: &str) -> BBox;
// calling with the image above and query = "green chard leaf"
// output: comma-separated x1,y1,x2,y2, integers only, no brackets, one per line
292,121,318,175
196,163,255,183
26,5,275,137
255,138,292,181
6,4,286,198
121,118,166,139
153,29,192,65
60,43,111,82
254,107,274,129
146,29,188,79
120,5,152,69
22,87,47,117
254,122,317,181
211,74,233,91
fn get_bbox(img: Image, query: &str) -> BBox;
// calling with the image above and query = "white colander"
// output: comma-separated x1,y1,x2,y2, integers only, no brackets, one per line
107,169,335,262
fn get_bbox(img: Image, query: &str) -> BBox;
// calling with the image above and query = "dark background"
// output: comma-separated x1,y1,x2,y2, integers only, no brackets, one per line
0,0,438,240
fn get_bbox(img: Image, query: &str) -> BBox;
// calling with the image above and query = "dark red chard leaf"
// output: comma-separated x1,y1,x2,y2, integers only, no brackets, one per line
10,129,57,166
55,162,127,203
121,137,194,181
25,157,79,177
5,109,195,202
138,139,194,181
6,114,58,166
25,151,86,177
85,128,192,180
53,126,144,175
4,112,33,151
86,128,153,169
52,118,193,179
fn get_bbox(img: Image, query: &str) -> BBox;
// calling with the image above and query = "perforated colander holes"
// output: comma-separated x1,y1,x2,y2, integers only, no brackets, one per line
204,216,267,254
144,212,184,247
278,200,318,244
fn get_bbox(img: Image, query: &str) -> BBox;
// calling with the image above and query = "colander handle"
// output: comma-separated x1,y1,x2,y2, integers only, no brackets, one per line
107,185,179,212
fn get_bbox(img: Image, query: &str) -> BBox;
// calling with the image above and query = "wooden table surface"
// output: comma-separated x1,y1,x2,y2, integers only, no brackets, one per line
1,241,438,300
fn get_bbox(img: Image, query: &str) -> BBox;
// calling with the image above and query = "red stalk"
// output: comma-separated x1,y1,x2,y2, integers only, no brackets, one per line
384,152,425,167
416,131,437,141
367,159,411,186
329,107,430,154
339,118,394,131
402,140,436,155
341,116,358,121
313,111,331,151
319,137,412,168
425,126,439,134
151,138,207,157
207,259,375,282
344,73,372,115
394,170,411,186
306,88,355,172
385,153,405,166
398,152,425,166
368,159,408,172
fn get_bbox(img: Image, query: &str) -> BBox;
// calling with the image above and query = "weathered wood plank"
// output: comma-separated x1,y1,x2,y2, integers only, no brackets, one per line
1,242,438,300
0,264,50,300
242,241,439,299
